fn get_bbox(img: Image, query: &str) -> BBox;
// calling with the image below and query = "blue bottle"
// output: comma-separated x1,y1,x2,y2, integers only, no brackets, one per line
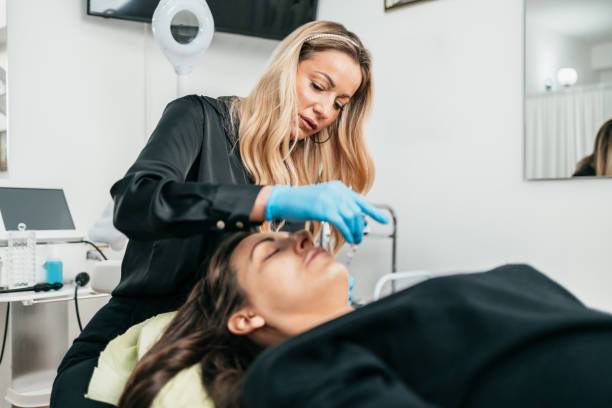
43,259,63,284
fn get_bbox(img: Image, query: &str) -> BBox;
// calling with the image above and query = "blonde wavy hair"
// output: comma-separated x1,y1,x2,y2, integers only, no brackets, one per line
575,118,612,176
229,20,375,252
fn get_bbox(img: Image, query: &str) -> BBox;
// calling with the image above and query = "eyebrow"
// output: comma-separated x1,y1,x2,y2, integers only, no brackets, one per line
249,236,275,262
315,71,352,99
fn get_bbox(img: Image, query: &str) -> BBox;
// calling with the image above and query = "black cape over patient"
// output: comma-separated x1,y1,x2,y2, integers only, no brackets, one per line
242,264,612,407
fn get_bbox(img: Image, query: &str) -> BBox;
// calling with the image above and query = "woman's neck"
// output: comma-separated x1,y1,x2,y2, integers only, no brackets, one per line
253,305,355,347
290,304,354,337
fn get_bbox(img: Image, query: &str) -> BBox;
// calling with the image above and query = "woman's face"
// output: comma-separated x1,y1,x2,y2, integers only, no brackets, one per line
229,230,350,342
292,50,363,140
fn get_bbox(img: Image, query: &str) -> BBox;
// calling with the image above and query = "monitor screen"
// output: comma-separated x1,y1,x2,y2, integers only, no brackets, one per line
0,187,75,231
87,0,318,40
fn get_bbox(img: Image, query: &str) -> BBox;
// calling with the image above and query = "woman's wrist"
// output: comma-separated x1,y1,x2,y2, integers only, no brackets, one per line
249,186,274,222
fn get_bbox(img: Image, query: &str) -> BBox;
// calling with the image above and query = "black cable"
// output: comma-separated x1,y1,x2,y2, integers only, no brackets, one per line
0,303,9,365
74,272,90,332
80,240,108,260
0,282,63,294
74,285,83,332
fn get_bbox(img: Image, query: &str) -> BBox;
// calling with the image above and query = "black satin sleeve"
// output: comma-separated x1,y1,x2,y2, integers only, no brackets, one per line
110,96,263,240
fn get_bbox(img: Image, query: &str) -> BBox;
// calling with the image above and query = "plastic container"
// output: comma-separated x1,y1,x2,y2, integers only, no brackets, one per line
6,223,37,288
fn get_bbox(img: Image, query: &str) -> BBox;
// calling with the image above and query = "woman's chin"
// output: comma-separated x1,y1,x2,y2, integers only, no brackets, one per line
327,259,349,277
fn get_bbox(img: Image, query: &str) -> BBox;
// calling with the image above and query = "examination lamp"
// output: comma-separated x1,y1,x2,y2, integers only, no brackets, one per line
152,0,215,96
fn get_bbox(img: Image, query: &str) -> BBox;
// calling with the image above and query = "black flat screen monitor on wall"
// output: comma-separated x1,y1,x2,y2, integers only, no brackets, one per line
87,0,318,40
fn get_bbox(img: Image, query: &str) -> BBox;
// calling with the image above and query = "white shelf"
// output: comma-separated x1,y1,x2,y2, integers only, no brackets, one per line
0,284,109,305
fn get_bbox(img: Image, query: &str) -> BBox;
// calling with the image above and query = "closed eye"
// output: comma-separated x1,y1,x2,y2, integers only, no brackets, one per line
311,82,324,91
264,248,280,262
311,83,345,111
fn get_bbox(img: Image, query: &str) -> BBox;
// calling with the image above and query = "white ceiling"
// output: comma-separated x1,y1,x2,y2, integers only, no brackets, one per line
527,0,612,43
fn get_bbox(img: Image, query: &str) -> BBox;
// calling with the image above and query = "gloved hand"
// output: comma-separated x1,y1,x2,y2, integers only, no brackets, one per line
265,181,389,244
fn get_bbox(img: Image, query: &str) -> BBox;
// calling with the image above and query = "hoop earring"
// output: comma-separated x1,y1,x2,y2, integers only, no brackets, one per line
312,133,331,144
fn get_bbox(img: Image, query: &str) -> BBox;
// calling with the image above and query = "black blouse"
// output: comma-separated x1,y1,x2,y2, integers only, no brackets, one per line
110,95,262,298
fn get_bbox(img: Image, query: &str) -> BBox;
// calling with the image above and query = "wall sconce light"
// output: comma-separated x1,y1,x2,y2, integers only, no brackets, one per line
557,68,578,88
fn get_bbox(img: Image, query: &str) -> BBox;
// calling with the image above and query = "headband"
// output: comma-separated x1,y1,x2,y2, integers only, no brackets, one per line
303,33,360,49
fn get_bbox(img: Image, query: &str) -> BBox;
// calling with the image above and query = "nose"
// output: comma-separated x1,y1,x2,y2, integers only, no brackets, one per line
313,98,333,121
292,230,314,254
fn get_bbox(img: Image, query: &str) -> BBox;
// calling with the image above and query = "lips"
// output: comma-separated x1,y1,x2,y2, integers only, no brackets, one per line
299,114,317,131
305,247,325,265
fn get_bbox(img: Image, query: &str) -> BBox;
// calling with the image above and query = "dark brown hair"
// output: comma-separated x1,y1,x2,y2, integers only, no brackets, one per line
118,231,262,408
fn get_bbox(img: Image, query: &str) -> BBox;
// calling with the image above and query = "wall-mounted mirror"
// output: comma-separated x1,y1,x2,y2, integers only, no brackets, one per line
0,0,6,172
525,0,612,180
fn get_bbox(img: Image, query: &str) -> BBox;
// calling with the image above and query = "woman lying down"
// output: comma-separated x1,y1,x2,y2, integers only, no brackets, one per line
86,230,612,408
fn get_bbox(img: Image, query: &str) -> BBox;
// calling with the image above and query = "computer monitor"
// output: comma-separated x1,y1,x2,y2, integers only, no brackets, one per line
0,186,84,243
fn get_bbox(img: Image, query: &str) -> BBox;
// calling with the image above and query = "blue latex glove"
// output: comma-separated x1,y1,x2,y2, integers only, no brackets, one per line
265,181,389,244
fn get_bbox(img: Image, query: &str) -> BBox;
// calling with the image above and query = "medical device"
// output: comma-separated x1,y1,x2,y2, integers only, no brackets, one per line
0,184,95,336
0,185,85,287
152,0,214,96
0,186,84,244
4,224,36,288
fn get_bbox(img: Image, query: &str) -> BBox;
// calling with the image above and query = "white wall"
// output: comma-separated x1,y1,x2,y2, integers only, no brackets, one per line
602,70,612,83
2,0,612,404
591,42,612,83
592,41,612,71
526,21,599,94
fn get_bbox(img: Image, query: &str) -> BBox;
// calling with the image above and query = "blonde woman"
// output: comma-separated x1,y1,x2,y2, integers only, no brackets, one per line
51,20,388,407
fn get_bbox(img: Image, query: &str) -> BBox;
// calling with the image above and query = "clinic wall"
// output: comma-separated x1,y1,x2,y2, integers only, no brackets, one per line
592,42,612,70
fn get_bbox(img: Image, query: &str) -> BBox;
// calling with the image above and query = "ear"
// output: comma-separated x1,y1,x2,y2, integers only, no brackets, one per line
227,308,266,336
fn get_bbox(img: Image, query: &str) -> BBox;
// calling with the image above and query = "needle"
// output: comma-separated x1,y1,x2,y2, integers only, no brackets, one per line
345,244,358,305
345,244,358,267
